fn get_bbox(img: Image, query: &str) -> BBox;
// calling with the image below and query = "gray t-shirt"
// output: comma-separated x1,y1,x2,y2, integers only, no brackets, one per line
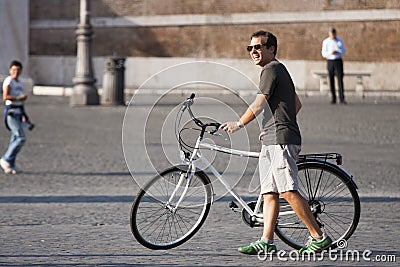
258,60,301,145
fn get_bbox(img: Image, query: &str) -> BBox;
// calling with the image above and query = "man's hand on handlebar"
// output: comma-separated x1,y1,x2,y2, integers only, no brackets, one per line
220,121,243,134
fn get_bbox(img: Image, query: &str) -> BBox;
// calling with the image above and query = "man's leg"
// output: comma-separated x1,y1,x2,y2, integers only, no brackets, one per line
273,145,332,253
238,193,279,255
283,190,333,253
327,60,336,103
280,190,322,238
237,145,279,255
262,192,279,240
335,59,345,102
2,114,26,167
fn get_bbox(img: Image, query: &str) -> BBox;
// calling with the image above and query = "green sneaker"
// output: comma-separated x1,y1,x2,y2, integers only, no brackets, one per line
299,235,333,254
238,240,277,255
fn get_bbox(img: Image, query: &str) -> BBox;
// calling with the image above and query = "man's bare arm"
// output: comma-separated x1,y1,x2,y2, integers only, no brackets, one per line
220,94,269,133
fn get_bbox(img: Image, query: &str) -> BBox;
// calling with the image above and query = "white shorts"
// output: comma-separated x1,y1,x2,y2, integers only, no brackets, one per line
259,144,301,194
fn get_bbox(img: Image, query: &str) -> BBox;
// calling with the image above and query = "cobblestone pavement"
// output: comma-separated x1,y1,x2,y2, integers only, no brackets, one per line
0,94,399,266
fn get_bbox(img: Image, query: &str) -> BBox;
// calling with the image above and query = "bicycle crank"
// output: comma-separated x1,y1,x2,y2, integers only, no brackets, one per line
241,202,263,228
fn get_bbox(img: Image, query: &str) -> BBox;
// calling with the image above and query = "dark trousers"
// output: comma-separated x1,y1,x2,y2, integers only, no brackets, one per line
327,59,345,102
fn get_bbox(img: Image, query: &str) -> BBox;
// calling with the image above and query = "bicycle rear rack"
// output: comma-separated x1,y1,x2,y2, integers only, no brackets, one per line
298,153,342,165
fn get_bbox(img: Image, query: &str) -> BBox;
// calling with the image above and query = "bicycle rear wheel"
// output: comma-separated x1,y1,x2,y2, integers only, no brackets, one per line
275,161,360,249
130,165,213,250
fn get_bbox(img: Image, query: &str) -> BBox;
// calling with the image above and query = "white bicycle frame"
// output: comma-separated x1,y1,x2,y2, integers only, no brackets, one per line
172,134,296,225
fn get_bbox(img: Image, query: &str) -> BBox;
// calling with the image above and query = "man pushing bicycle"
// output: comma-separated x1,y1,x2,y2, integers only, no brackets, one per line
220,30,333,255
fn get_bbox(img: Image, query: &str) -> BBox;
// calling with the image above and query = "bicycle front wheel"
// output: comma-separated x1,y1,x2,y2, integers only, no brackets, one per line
130,165,213,250
275,161,360,249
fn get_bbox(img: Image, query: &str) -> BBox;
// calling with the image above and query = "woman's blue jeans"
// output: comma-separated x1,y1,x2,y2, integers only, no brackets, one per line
2,114,26,167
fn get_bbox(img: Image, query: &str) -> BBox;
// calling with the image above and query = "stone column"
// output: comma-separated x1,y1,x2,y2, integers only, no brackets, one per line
70,0,99,106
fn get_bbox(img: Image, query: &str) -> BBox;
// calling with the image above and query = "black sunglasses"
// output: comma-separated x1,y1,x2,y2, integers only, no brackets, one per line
247,43,269,52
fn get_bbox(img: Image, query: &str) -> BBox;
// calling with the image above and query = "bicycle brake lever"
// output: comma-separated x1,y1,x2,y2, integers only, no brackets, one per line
209,129,218,135
208,131,221,136
205,131,227,141
209,123,221,135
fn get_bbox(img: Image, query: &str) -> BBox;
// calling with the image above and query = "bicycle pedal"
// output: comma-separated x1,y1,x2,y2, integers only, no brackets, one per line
229,201,239,212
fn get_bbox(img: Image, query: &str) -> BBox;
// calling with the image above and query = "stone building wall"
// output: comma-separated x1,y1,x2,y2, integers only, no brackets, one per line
30,0,400,18
28,0,400,90
29,0,400,62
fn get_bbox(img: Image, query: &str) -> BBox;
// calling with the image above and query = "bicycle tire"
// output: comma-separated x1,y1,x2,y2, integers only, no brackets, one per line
275,160,360,250
130,165,213,250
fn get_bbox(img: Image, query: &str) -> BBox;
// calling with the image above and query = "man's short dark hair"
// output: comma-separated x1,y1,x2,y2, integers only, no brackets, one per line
251,30,278,56
330,28,337,34
9,60,23,69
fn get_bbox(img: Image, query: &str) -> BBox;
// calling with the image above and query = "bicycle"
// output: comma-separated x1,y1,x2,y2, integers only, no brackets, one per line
130,93,360,250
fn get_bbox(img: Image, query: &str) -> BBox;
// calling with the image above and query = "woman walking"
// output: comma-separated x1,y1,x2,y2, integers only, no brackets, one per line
1,60,32,174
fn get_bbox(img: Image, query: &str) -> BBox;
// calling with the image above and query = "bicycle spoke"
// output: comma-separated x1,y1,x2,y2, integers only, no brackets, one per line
141,210,170,238
303,167,313,200
312,164,325,200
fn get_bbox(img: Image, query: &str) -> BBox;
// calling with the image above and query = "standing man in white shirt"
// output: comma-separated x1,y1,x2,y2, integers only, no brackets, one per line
321,28,346,104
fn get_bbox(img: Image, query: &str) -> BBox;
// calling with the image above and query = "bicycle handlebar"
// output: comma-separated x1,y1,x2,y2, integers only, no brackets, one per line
181,93,221,135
